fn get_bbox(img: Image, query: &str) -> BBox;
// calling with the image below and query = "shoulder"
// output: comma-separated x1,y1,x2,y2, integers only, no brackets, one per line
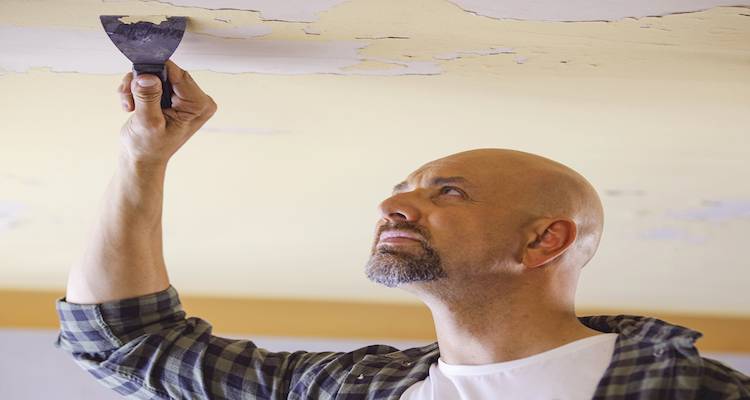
697,357,750,399
584,314,749,398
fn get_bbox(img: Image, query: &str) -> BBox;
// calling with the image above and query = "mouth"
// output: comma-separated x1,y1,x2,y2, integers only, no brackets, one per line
378,230,424,245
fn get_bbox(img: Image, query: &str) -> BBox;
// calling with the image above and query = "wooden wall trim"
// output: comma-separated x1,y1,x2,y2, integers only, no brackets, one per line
1,289,747,353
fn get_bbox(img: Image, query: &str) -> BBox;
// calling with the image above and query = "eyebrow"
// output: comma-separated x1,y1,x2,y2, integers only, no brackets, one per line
392,176,473,193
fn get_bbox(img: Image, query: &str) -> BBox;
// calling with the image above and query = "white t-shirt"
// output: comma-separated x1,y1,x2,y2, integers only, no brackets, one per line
400,333,617,400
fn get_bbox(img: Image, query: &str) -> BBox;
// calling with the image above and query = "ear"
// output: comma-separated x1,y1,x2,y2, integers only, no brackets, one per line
521,219,577,269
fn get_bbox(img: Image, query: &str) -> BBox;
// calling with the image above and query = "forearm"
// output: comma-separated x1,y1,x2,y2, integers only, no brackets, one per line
65,151,170,304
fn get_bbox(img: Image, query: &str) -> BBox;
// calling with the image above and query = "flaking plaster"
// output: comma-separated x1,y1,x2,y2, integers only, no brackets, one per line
143,0,350,22
1,0,749,77
447,0,750,21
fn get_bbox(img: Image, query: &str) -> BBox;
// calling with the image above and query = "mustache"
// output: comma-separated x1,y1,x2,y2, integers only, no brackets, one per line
376,221,432,243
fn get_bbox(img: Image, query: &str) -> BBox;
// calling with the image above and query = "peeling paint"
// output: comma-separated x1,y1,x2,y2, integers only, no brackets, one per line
143,0,350,22
668,200,750,222
194,24,272,39
303,26,323,35
352,57,440,75
355,36,410,40
639,24,672,31
1,1,748,78
117,15,168,25
0,25,438,75
446,0,750,22
434,47,515,61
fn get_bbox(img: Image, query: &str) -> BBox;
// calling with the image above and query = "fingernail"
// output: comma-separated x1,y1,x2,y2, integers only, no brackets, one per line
137,76,159,87
122,101,129,110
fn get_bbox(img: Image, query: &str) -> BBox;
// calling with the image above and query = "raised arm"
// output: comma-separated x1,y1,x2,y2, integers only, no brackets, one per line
65,60,216,304
56,62,368,399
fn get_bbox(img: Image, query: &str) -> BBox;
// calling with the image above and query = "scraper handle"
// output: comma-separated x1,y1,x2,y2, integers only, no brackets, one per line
132,63,173,109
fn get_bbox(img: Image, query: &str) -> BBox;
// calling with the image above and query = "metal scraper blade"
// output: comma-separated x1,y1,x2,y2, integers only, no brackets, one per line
99,15,187,64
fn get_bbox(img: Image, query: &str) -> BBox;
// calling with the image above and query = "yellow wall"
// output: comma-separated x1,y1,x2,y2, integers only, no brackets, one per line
1,1,749,319
2,289,748,353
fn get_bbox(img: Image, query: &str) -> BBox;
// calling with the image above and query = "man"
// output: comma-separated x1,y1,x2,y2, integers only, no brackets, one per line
57,61,749,399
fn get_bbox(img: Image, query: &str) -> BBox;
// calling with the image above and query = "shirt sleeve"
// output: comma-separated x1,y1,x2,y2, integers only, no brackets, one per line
56,286,343,399
698,357,750,400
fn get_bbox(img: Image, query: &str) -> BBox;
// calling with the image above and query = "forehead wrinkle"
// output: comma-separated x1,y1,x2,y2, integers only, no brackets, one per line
392,175,474,194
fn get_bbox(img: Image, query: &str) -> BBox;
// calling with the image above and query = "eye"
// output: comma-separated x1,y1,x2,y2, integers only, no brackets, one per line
439,186,465,197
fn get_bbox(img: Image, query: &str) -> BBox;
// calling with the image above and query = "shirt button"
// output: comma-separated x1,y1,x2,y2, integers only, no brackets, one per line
403,361,414,367
356,374,364,380
653,348,665,357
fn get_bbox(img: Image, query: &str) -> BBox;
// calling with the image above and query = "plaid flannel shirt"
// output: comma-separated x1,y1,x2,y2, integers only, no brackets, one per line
56,286,750,399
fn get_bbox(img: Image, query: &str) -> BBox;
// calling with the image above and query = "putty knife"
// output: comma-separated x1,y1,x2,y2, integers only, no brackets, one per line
100,15,187,108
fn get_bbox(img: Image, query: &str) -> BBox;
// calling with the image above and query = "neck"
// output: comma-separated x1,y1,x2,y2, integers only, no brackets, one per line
420,283,602,365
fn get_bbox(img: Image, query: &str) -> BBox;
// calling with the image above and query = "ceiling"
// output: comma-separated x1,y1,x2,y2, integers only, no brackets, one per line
1,0,749,316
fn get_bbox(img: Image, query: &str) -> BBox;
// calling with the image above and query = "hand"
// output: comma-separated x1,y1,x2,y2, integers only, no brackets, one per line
118,60,217,165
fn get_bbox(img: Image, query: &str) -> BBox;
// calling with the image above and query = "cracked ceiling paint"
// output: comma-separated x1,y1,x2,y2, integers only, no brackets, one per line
447,0,750,21
1,0,749,315
0,25,377,75
142,0,351,22
1,0,749,77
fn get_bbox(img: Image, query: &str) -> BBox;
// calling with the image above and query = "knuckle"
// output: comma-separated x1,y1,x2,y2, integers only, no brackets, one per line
206,96,218,115
134,91,162,103
121,73,133,86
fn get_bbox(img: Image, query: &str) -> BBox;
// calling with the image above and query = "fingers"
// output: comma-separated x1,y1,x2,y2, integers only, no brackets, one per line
163,60,217,119
118,72,134,112
165,60,207,100
129,73,166,128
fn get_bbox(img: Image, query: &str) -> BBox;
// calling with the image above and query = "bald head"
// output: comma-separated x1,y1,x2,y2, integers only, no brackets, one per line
367,148,604,292
415,148,604,269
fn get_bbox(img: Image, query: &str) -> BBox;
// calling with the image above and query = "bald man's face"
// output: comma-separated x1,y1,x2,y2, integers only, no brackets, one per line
365,153,528,289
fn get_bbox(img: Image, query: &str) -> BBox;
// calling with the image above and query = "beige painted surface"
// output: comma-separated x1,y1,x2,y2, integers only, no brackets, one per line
0,1,749,315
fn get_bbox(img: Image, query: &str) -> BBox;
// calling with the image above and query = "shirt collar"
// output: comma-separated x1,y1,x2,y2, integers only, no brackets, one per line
379,314,703,364
579,314,703,346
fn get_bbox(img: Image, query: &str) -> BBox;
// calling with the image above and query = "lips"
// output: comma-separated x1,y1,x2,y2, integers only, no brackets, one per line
378,230,424,244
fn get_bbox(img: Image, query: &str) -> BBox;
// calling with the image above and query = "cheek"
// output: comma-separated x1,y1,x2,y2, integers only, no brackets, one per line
426,212,515,264
425,213,486,254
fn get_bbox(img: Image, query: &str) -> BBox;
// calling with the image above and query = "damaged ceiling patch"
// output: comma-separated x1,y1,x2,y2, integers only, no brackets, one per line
143,0,350,22
349,58,440,75
434,47,515,61
198,21,272,39
447,0,750,21
0,25,439,75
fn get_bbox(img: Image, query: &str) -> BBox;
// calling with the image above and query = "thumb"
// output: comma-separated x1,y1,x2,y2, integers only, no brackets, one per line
131,74,164,123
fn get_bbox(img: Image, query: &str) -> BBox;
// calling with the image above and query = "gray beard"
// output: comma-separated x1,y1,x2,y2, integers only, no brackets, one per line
365,242,447,288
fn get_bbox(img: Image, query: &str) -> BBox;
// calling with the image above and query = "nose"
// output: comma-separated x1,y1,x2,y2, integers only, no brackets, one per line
378,192,422,223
